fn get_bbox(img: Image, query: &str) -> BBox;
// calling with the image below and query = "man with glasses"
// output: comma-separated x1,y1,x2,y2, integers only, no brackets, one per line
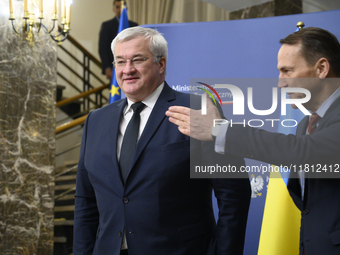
73,27,251,255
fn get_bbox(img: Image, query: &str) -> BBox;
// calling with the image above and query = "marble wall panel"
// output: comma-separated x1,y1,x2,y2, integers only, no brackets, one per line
0,2,56,254
275,0,302,16
230,0,302,20
230,1,275,20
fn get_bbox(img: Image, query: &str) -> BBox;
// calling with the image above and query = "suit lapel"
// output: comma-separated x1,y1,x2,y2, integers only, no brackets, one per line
296,116,309,136
125,83,176,182
288,115,308,205
298,96,340,134
109,98,127,187
317,96,340,130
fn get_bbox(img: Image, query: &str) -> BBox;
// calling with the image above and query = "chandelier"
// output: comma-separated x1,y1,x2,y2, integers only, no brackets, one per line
9,0,72,46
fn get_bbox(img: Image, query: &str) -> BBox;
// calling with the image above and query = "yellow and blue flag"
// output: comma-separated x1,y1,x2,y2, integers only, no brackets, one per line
258,99,305,254
109,4,129,104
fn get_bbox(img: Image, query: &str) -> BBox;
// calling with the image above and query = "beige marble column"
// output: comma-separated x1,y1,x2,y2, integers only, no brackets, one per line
0,0,56,254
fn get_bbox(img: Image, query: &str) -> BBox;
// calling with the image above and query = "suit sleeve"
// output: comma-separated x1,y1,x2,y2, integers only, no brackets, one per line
224,117,340,169
202,142,251,255
73,112,99,255
98,22,115,74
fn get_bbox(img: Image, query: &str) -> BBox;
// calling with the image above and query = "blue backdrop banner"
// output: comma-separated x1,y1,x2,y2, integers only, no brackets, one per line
143,9,340,254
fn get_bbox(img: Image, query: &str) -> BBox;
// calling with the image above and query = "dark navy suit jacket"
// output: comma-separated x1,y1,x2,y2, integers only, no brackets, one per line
73,83,251,255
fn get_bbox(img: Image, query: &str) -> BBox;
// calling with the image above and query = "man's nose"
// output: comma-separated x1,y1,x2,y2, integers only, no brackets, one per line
278,76,288,88
122,61,136,73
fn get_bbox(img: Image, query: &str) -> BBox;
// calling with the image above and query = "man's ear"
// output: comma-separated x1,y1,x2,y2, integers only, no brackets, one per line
316,57,330,78
159,57,166,74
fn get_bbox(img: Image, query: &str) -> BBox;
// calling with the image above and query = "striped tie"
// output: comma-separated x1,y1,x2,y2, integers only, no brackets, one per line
307,113,320,135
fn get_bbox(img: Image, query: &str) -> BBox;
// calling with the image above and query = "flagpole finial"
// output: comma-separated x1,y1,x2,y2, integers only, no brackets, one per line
296,21,305,31
121,1,126,10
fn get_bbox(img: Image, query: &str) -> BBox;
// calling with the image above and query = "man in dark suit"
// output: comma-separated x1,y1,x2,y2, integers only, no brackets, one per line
166,27,340,255
74,27,251,255
98,0,138,80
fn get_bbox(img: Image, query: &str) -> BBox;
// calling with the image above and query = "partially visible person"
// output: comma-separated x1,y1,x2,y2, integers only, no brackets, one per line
166,27,340,255
74,27,251,255
98,0,138,80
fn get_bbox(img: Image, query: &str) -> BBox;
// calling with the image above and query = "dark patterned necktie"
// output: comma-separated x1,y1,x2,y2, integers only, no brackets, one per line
119,102,145,184
307,113,321,135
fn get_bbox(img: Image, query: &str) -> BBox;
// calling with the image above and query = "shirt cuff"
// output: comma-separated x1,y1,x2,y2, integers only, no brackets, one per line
214,122,229,154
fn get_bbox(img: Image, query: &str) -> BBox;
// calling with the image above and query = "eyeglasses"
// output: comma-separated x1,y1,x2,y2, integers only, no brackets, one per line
113,57,150,69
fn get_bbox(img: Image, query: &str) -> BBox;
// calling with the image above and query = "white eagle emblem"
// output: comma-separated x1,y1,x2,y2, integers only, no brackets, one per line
250,174,264,198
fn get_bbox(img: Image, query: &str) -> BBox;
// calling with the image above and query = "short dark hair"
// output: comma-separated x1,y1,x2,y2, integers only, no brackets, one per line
280,27,340,77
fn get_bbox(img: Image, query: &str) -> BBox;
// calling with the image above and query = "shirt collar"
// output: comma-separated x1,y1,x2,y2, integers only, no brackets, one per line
315,86,340,118
123,82,165,115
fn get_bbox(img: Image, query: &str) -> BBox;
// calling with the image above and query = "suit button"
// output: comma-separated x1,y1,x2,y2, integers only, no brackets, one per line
303,209,309,214
123,197,129,204
118,231,122,237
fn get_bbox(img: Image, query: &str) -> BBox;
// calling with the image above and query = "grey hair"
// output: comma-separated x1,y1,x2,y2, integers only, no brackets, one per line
111,27,168,75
